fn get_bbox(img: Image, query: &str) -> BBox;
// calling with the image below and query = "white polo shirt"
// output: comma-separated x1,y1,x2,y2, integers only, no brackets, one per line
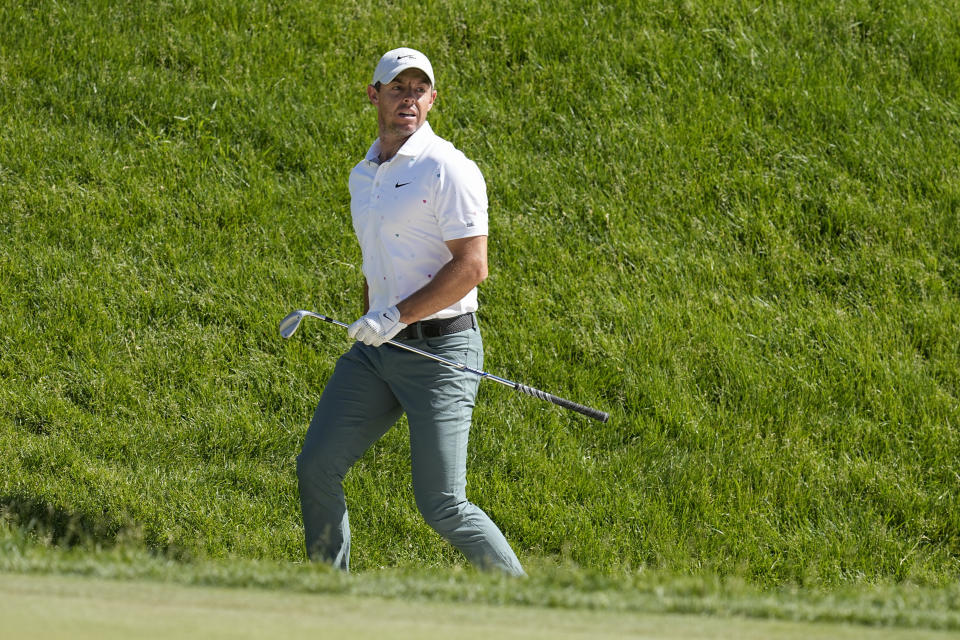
349,121,489,320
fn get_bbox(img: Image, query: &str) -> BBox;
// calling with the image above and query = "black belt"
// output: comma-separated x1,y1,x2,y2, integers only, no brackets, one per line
395,313,476,340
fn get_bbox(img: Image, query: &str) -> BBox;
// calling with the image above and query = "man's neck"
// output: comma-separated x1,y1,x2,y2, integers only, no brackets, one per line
377,119,432,163
377,143,401,164
376,133,409,164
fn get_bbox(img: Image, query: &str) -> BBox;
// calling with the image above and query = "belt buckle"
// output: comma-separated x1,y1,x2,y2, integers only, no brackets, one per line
406,322,424,340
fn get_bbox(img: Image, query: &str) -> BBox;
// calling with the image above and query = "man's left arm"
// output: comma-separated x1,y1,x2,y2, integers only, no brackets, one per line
396,234,487,325
347,235,487,346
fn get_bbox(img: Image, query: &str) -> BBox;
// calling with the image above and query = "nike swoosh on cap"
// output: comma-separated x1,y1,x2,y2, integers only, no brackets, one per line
395,181,412,188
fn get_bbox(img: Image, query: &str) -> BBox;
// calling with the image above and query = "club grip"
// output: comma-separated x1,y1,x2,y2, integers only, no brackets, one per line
515,384,609,422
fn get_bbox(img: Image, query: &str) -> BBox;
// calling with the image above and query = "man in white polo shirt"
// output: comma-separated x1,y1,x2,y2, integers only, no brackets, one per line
296,47,525,576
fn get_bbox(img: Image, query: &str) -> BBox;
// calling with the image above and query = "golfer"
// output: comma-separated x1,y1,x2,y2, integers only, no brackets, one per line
296,47,525,576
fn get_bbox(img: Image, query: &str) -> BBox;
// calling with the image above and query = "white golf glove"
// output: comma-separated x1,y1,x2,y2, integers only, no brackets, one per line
347,306,406,346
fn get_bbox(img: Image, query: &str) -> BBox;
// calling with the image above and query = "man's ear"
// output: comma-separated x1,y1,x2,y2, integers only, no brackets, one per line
367,84,379,105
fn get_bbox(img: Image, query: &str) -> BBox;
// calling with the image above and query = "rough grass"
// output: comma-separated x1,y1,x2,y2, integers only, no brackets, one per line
1,0,958,599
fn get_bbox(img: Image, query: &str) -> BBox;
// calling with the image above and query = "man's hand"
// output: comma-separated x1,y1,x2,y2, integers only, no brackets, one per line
347,306,407,346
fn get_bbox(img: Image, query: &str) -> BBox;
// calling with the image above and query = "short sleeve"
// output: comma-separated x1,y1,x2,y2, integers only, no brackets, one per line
435,154,489,241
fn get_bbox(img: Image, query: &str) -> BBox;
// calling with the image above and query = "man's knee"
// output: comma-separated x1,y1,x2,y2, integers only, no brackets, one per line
296,442,343,492
416,492,467,535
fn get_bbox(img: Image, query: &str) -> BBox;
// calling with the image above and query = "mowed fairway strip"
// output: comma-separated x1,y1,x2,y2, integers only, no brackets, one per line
0,573,951,640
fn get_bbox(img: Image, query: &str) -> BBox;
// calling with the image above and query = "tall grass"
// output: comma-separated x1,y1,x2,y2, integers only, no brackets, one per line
1,0,958,587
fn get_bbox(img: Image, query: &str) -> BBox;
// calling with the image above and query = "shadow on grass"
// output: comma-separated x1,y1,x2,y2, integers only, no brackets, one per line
0,493,125,549
0,493,198,560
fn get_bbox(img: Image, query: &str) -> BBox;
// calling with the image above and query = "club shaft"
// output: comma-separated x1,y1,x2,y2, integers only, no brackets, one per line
293,311,609,422
308,312,498,376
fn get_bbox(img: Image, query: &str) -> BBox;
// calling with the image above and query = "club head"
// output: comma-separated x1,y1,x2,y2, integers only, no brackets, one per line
279,310,308,338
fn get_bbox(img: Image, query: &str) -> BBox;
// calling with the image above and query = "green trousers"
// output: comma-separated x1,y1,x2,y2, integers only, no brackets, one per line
296,324,525,576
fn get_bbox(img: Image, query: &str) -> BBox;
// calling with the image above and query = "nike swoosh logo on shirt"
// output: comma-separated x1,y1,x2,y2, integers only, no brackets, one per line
395,181,411,188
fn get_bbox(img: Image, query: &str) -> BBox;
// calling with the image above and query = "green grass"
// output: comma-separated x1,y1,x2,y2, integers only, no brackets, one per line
1,0,959,613
3,531,960,633
5,572,956,640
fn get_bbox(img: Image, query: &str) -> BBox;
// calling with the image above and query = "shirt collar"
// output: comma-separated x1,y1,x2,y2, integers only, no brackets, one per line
365,121,435,164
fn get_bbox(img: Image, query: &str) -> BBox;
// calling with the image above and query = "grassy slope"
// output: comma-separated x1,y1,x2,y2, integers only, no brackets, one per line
1,0,958,591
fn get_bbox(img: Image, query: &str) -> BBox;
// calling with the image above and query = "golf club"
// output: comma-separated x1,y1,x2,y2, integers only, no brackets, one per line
279,309,610,423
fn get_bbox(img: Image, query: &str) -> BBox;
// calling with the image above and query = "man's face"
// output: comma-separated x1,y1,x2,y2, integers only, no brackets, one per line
367,68,436,139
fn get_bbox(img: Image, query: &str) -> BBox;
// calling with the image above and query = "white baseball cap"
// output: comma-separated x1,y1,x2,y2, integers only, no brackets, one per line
372,47,435,86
